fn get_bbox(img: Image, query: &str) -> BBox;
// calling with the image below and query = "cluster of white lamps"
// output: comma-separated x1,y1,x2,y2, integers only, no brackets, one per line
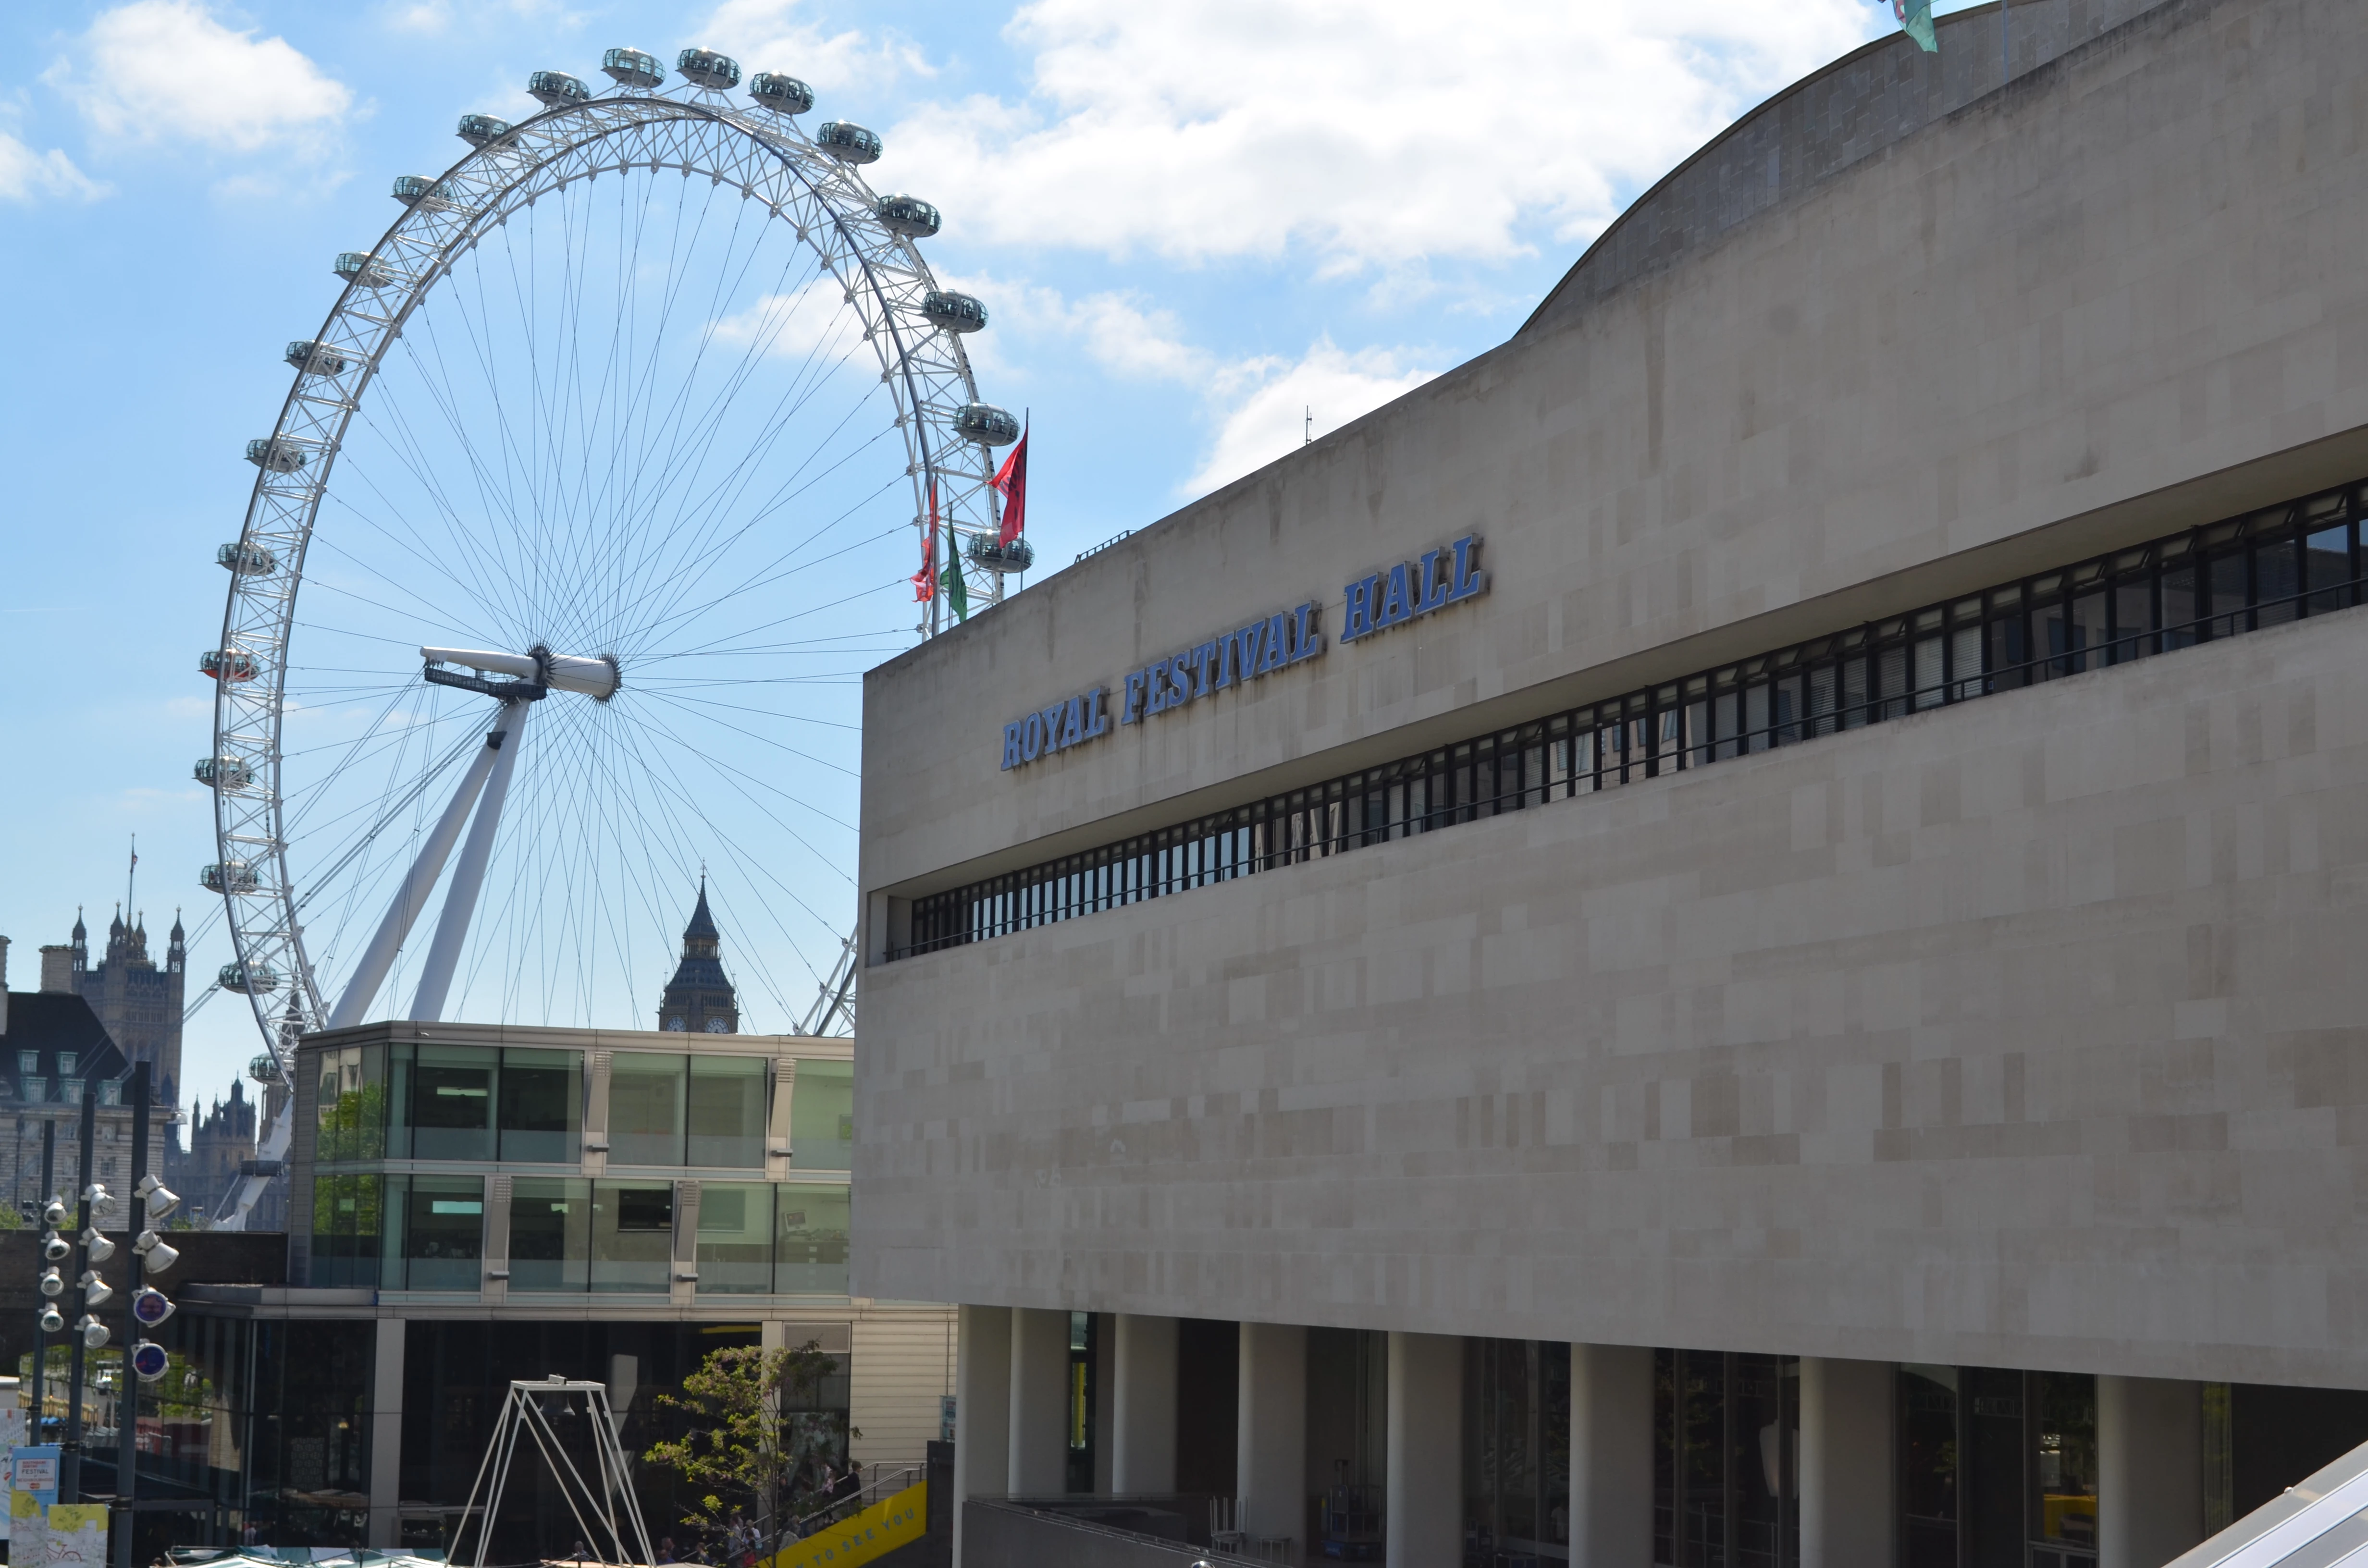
35,1176,180,1365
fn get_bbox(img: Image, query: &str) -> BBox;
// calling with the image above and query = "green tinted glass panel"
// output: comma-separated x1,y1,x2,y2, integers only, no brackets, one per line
308,1172,383,1289
688,1055,766,1168
789,1059,853,1171
411,1044,494,1160
312,1045,386,1163
773,1183,848,1295
590,1180,672,1293
510,1176,590,1292
500,1047,581,1163
695,1182,772,1294
395,1174,482,1291
609,1053,685,1166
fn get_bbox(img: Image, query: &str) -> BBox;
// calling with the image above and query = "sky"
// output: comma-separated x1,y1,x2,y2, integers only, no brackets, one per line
0,0,1979,1136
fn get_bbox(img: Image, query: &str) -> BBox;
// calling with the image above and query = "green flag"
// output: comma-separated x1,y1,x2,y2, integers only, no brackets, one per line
943,546,968,622
1894,0,1937,52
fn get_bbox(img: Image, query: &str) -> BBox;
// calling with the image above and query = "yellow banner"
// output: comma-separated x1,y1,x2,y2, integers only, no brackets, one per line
765,1481,926,1568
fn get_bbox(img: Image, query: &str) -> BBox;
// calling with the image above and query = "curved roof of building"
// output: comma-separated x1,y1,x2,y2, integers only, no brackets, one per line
1520,0,2174,338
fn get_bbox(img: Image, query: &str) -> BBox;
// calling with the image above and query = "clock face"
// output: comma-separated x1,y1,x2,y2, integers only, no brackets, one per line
664,1017,688,1032
703,1017,730,1033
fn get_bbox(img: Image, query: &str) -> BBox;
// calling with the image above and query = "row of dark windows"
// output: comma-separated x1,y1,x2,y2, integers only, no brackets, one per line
900,477,2368,959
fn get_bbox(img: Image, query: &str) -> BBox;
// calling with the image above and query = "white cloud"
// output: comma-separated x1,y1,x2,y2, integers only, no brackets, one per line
48,0,353,153
711,276,867,362
1187,340,1432,494
0,133,108,203
889,0,1875,270
694,0,932,98
946,271,1434,495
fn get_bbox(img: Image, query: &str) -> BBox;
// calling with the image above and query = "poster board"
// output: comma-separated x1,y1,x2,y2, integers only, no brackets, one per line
46,1502,108,1568
11,1489,47,1568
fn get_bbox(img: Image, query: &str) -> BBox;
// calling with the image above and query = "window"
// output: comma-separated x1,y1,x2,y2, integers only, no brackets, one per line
509,1177,590,1291
16,1053,35,1076
609,1054,686,1166
905,478,2368,961
388,1175,483,1291
590,1180,673,1292
687,1055,766,1168
22,1079,45,1104
1654,1349,1796,1567
314,1044,385,1163
308,1173,384,1289
1896,1366,2096,1568
774,1183,849,1295
97,1080,119,1107
57,1055,75,1077
410,1045,494,1161
694,1182,773,1294
789,1060,853,1171
61,1081,83,1107
498,1048,581,1163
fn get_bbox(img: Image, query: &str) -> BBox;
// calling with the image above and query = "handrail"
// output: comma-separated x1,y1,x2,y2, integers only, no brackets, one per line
777,1461,926,1546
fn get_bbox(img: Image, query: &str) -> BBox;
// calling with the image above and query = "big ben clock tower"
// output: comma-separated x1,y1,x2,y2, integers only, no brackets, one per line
656,880,739,1034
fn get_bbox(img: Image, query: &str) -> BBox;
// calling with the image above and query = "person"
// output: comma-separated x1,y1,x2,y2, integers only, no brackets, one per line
656,1535,678,1565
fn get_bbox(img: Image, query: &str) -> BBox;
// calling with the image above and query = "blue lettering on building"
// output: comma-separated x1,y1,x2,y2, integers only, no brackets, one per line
1341,533,1488,642
996,534,1487,769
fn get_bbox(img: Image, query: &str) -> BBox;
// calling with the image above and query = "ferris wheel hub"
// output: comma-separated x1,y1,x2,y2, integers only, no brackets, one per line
420,644,619,700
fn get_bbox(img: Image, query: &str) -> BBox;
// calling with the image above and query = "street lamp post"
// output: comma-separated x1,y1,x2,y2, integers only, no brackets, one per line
60,1077,102,1504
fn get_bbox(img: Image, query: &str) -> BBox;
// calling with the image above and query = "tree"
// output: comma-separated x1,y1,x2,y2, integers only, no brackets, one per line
643,1342,857,1552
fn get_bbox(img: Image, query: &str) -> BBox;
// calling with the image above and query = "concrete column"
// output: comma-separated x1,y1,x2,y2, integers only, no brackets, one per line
2099,1376,2203,1568
1569,1344,1653,1568
1237,1322,1307,1547
365,1317,405,1549
1112,1313,1178,1494
1801,1357,1894,1568
1009,1307,1071,1495
951,1305,1010,1568
1385,1331,1462,1568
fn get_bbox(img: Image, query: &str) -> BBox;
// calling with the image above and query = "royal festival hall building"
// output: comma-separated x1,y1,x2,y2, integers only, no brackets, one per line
853,2,2368,1565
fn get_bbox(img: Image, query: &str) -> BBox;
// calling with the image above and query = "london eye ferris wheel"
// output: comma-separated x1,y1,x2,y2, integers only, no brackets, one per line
197,47,1022,1221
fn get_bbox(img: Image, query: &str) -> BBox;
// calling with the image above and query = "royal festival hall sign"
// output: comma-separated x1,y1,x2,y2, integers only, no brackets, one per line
999,533,1489,770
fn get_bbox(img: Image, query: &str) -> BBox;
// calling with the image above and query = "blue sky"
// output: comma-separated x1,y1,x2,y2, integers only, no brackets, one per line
0,0,1965,1129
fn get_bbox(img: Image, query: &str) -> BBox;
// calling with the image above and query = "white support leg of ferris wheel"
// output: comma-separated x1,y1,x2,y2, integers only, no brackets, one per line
323,710,513,1030
410,695,533,1022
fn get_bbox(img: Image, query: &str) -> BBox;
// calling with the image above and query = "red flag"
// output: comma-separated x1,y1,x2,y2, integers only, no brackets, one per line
911,479,938,601
991,421,1028,546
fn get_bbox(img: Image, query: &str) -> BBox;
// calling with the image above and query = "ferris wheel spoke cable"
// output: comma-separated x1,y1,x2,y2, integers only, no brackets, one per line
617,355,893,649
629,462,904,656
611,696,857,883
629,686,860,793
593,711,831,999
320,436,518,632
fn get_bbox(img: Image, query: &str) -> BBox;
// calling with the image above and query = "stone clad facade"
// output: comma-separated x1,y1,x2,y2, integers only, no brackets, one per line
854,2,2368,1565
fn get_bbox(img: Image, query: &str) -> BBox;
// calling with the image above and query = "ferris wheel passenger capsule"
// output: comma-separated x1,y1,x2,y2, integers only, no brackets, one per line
968,534,1035,575
921,291,988,334
953,402,1021,446
392,175,456,207
218,962,280,995
195,756,255,790
248,1053,283,1084
602,47,664,89
246,437,308,473
217,541,278,575
815,121,881,165
528,70,590,108
199,649,259,683
875,195,940,240
677,48,740,90
284,341,347,376
456,114,513,148
201,861,258,894
747,73,813,115
333,252,397,289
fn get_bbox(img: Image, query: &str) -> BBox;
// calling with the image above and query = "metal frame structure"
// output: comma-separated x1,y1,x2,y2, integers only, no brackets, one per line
456,1377,654,1568
209,67,977,1223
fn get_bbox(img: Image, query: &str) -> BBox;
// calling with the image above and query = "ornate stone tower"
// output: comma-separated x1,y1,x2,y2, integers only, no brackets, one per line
656,881,739,1034
74,905,184,1104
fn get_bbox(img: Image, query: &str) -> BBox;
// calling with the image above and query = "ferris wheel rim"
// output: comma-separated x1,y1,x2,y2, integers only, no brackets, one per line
209,76,1000,1064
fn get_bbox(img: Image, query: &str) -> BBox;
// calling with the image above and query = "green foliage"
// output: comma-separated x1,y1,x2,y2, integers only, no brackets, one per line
0,1202,25,1231
643,1343,858,1545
